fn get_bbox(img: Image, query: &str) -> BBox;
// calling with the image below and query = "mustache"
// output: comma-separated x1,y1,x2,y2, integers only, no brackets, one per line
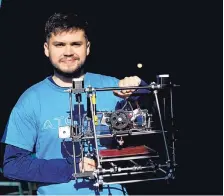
60,56,80,62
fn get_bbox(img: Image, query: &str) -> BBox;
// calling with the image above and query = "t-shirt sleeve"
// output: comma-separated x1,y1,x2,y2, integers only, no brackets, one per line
1,90,38,152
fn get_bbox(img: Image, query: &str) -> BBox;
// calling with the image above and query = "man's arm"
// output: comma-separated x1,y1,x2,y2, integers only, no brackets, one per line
3,144,78,183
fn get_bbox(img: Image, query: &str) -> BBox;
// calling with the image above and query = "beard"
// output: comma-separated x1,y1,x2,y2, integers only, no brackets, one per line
53,64,85,78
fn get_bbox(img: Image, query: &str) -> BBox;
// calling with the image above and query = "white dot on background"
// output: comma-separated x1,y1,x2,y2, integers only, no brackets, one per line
137,63,143,68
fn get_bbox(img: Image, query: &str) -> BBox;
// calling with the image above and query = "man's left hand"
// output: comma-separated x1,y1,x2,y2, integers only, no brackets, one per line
113,76,141,98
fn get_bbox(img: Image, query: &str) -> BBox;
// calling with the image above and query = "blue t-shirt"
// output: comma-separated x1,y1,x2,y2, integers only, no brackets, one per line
2,72,127,195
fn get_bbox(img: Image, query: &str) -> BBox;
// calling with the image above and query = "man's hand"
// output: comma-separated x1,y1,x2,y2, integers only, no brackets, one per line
113,76,141,98
79,157,96,173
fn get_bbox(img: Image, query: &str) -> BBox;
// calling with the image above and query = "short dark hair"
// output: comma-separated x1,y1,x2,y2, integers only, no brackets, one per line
45,12,89,41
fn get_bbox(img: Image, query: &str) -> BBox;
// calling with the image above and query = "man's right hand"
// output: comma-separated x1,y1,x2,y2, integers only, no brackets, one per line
79,157,96,173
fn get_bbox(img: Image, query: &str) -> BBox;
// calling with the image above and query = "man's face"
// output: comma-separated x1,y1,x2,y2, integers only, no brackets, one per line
44,29,90,76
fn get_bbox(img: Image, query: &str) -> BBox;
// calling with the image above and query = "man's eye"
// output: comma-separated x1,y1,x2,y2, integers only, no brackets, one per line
55,44,64,47
72,43,81,46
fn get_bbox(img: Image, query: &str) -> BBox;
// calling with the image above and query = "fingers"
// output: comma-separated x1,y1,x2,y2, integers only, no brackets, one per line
113,90,132,98
119,77,135,93
79,157,96,172
113,76,141,98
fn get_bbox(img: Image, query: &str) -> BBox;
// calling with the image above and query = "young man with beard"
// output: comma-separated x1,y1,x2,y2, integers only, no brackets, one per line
1,12,144,195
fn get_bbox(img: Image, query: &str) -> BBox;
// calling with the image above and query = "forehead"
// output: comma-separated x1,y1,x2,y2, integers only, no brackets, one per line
49,29,86,42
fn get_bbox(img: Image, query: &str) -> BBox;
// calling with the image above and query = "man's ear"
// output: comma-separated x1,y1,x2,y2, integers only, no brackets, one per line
44,42,49,57
87,41,91,56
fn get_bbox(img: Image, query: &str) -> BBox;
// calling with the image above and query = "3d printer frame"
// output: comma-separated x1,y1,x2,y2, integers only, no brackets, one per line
61,79,178,191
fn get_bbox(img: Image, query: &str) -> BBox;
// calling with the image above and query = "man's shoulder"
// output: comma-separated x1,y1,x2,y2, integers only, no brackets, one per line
16,77,50,104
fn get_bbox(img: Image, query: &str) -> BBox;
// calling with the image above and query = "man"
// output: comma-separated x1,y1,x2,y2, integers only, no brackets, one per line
1,12,144,195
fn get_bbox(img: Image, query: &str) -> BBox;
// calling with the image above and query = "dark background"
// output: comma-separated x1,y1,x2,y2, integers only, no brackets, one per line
0,0,222,195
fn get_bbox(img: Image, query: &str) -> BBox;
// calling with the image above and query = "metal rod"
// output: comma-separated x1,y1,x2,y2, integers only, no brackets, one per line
66,83,180,94
102,177,168,185
172,133,176,167
69,91,74,135
159,164,171,168
81,142,84,172
89,93,101,167
129,160,139,166
103,170,154,177
78,95,82,134
92,82,163,92
170,88,176,166
163,98,166,120
153,90,170,162
72,141,77,179
119,165,155,171
81,130,164,140
170,88,174,122
66,83,161,94
159,168,167,174
100,155,157,162
94,85,154,92
95,165,155,176
69,91,77,179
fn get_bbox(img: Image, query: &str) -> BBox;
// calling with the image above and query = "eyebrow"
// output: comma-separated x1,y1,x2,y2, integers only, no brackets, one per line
52,41,83,45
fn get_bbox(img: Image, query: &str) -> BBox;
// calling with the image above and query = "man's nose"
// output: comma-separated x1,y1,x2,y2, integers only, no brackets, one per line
64,45,74,56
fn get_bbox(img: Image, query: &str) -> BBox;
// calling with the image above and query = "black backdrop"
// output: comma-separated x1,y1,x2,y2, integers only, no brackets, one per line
0,0,222,194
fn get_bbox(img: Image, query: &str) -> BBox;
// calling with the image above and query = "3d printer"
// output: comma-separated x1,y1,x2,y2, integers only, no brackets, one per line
59,75,179,191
